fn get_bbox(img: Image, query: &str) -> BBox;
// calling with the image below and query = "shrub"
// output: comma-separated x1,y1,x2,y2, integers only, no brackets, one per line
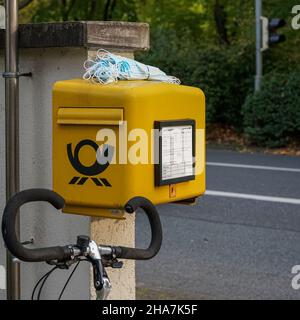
242,72,300,147
137,29,254,127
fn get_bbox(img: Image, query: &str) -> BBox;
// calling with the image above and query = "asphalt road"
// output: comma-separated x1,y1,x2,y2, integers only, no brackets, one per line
136,148,300,300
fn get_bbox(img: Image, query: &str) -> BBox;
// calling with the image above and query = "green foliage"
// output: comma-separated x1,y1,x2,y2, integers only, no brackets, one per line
19,0,140,22
242,72,300,147
16,0,300,147
19,0,256,45
137,29,254,126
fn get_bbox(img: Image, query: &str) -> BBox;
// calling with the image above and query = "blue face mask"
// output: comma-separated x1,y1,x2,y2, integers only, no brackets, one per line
83,49,181,85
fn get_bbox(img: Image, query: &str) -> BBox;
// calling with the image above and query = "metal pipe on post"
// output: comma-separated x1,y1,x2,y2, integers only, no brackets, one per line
4,0,20,300
255,0,262,91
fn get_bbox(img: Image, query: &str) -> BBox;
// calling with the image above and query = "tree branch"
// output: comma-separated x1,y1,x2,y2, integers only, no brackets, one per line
88,0,97,20
65,0,77,19
0,0,34,10
19,0,34,10
108,0,117,20
103,0,111,21
60,0,77,21
214,0,230,45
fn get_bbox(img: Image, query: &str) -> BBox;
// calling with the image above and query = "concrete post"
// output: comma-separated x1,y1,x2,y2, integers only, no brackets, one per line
0,21,150,300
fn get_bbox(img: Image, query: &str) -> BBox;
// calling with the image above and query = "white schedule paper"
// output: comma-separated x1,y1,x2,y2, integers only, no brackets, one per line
161,125,194,181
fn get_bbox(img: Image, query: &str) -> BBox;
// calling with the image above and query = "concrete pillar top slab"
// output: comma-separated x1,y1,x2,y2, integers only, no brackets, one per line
0,21,150,52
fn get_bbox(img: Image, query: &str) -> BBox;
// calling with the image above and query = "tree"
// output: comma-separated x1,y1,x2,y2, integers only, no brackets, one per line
103,0,117,21
214,0,229,45
19,0,34,10
0,0,34,9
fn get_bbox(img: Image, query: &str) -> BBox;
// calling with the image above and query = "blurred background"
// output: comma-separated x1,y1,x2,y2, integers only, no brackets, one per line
6,0,300,153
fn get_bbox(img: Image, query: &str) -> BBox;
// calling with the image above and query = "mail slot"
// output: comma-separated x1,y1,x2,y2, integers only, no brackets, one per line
53,79,206,218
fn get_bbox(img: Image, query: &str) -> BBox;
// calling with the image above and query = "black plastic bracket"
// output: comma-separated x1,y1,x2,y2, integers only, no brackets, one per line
2,71,32,78
21,238,34,246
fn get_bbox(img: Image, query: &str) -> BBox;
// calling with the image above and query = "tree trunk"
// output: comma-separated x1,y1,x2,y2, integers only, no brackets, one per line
108,0,117,20
103,0,118,21
103,0,111,21
88,0,97,20
61,0,77,21
214,0,230,45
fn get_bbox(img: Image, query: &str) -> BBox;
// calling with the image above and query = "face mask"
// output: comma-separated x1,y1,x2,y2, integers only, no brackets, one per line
83,49,181,85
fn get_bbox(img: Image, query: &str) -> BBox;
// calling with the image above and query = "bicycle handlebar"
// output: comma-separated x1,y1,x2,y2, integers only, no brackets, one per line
2,190,162,263
1,189,72,262
115,197,162,260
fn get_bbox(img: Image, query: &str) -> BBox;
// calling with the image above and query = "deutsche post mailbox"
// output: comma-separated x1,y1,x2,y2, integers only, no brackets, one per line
53,79,205,218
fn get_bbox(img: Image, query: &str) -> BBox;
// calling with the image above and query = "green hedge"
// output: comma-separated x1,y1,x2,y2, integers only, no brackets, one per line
242,72,300,147
137,29,254,127
137,29,300,147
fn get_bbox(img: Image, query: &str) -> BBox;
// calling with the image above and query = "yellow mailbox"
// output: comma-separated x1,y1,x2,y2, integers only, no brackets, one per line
53,79,205,218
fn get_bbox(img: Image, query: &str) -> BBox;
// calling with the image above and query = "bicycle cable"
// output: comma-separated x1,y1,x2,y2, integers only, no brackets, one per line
31,266,58,300
31,259,91,300
58,261,81,300
37,267,59,300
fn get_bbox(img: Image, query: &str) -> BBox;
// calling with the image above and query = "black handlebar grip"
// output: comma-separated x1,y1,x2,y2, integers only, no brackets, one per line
2,189,72,262
115,197,163,260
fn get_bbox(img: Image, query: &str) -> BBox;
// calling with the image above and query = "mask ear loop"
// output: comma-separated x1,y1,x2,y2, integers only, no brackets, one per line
96,49,112,61
83,72,92,81
90,49,130,83
94,59,119,84
103,55,120,83
83,57,99,81
83,59,97,70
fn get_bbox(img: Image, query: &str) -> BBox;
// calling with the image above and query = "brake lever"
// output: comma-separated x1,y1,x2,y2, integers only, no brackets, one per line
88,240,112,300
95,267,112,301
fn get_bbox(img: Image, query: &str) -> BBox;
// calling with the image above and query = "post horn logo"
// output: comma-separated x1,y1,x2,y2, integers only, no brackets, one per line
67,139,114,187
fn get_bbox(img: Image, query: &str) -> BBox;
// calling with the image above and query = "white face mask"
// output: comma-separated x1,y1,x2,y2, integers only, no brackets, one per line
83,49,181,85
